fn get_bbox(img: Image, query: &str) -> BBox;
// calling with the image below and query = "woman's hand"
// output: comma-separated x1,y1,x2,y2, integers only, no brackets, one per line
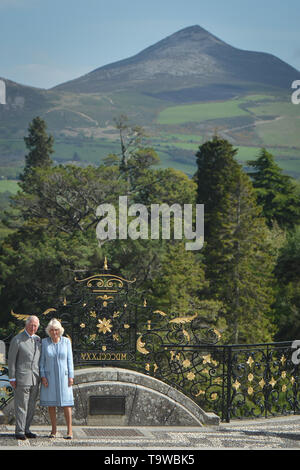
41,377,48,387
68,378,74,387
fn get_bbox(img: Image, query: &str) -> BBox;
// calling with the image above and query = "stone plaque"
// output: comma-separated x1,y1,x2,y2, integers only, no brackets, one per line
89,396,125,415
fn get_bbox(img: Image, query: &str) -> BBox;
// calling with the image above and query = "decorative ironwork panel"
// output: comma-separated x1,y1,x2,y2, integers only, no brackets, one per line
0,365,13,411
2,259,300,422
141,345,227,414
227,343,300,421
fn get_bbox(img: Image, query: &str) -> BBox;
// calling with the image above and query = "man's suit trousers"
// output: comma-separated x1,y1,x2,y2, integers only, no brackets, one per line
14,383,40,434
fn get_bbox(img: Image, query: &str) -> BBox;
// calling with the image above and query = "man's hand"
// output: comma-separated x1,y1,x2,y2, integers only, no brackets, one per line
9,380,16,389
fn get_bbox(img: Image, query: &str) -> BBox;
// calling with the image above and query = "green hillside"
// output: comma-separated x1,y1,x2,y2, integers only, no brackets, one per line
1,24,300,179
0,88,299,179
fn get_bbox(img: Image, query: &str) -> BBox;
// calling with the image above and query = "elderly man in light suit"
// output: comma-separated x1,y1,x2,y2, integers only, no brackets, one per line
8,315,41,440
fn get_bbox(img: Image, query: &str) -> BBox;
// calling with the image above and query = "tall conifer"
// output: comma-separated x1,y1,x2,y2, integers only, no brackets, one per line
20,116,54,193
196,137,275,343
247,148,300,229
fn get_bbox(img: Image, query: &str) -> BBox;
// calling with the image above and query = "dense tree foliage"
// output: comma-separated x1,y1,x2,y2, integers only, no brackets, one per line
0,118,299,344
247,148,300,229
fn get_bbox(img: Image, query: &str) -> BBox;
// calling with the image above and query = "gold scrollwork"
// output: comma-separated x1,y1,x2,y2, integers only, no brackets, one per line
182,329,190,342
11,310,29,321
74,273,136,296
213,328,221,340
11,307,56,322
153,310,167,317
96,294,114,306
137,336,150,355
42,308,57,316
169,313,197,324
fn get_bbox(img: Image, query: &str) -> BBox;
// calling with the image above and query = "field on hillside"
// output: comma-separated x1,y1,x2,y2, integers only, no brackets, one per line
155,93,300,177
157,99,250,124
0,179,20,193
0,91,299,178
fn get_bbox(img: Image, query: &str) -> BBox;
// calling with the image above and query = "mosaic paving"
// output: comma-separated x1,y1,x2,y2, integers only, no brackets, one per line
1,417,300,449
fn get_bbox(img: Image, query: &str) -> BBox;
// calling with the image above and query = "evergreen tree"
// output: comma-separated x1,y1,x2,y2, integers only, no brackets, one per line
195,135,239,239
20,116,54,193
196,137,276,343
247,148,300,229
273,226,300,340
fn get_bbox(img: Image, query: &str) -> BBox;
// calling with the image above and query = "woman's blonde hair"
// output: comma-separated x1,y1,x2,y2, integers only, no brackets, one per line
45,318,64,337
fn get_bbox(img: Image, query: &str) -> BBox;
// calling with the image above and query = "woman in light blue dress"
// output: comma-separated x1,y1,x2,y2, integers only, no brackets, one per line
40,318,74,439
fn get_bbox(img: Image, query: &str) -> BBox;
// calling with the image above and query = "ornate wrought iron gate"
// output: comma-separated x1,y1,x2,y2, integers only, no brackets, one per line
1,260,300,422
62,266,138,366
153,342,300,422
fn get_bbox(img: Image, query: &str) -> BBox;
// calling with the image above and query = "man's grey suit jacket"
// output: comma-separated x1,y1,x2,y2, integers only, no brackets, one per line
8,330,41,386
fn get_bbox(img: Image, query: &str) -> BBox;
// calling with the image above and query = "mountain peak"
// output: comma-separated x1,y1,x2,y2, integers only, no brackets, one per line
133,24,227,60
164,24,225,43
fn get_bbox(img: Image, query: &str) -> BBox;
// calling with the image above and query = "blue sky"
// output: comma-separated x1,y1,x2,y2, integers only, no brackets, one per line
1,0,300,89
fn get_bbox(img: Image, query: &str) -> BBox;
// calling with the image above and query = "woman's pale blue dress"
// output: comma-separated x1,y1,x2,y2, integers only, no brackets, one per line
39,336,74,407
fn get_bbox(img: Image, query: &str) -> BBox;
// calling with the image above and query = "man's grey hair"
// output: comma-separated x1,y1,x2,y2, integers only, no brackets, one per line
25,315,40,326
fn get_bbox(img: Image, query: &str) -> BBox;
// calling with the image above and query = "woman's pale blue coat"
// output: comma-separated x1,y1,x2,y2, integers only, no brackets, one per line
39,336,74,407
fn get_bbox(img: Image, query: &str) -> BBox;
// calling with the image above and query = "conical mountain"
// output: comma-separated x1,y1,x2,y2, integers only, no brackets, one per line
53,25,300,98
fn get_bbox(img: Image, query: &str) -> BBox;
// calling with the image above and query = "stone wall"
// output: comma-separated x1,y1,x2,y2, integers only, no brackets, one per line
3,367,220,427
